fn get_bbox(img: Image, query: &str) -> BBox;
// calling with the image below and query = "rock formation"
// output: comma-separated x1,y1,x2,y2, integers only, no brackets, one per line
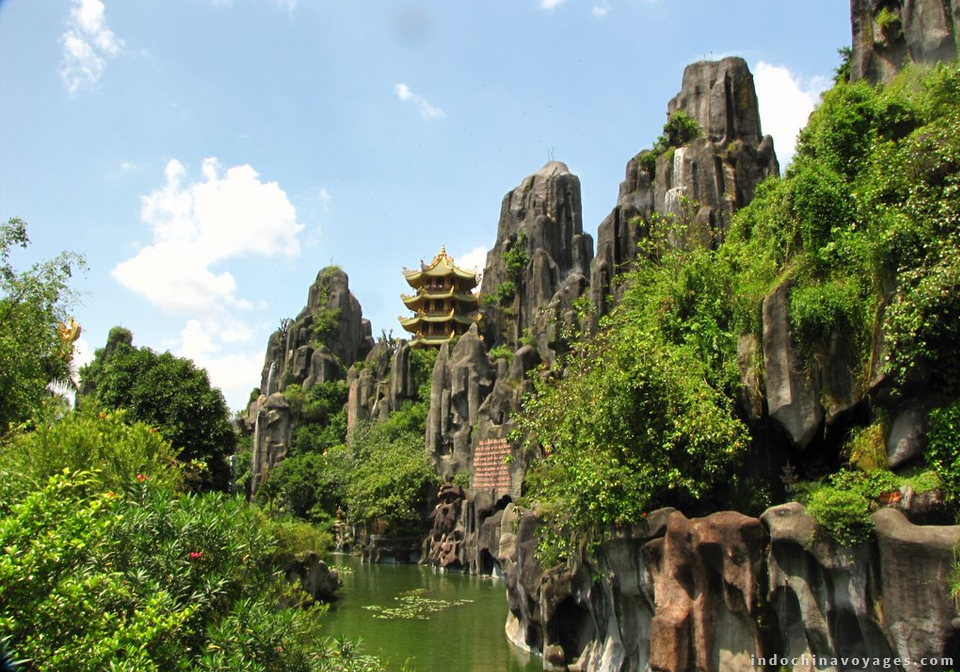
851,0,960,84
492,502,960,671
256,267,374,399
247,267,375,496
479,161,594,356
590,57,779,319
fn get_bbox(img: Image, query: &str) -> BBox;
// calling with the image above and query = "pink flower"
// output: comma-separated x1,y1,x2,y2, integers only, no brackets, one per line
189,551,204,560
136,474,149,483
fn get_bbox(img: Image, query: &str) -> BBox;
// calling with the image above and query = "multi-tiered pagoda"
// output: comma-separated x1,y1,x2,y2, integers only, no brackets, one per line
399,246,481,347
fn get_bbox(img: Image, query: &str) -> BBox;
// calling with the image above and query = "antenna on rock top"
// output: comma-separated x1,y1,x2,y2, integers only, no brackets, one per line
547,146,555,162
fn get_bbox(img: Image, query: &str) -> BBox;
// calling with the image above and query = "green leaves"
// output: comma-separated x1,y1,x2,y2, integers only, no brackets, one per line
79,333,236,491
520,248,749,557
0,469,340,672
0,218,86,432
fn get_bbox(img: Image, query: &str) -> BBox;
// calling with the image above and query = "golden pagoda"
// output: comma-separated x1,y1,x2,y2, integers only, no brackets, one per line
399,246,481,347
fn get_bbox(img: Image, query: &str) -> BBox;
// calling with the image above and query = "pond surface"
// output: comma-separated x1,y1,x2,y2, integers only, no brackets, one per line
323,554,541,672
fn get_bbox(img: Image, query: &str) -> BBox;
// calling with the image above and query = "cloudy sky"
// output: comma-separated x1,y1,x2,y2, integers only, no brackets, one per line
0,0,849,410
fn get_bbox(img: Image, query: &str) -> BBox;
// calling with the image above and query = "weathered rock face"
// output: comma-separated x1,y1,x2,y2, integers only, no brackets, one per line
851,0,960,84
667,57,764,146
494,503,960,671
248,267,384,498
422,336,542,570
763,280,825,451
282,552,341,605
257,267,374,397
480,161,594,355
590,58,778,319
249,392,293,497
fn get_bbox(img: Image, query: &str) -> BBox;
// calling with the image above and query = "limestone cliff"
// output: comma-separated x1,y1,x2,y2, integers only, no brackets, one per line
590,57,778,320
491,503,960,671
479,161,594,357
247,267,376,496
851,0,960,84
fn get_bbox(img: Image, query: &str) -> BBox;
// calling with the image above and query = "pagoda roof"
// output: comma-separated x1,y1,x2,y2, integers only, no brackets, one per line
398,311,479,333
401,288,480,308
403,246,479,287
411,334,458,347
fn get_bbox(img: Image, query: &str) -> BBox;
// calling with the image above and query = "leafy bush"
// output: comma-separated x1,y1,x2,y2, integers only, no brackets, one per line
488,344,515,363
79,334,236,491
495,280,516,305
520,243,749,559
799,469,904,546
346,422,439,535
652,111,702,156
927,400,960,503
2,405,181,495
257,446,352,523
806,486,874,547
503,233,530,282
0,470,335,672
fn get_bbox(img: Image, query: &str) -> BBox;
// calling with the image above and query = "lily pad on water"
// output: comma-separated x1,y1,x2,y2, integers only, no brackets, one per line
363,588,474,620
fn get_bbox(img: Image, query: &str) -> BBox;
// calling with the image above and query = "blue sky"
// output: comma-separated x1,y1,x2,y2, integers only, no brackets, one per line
0,0,850,411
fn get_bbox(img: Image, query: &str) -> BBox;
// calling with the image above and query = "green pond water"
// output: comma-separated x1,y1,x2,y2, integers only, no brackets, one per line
323,554,542,672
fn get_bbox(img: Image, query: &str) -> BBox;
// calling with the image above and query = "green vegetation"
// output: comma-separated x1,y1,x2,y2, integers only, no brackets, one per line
0,237,400,669
520,235,749,561
80,333,237,491
494,280,516,305
875,7,902,43
504,232,530,282
652,110,702,155
259,345,438,536
346,420,439,535
519,62,960,559
3,405,181,494
927,400,960,504
310,267,345,347
638,111,703,176
0,467,388,672
488,344,515,363
0,218,85,433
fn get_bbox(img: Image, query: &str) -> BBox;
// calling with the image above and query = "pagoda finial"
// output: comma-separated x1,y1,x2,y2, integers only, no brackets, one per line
440,245,447,257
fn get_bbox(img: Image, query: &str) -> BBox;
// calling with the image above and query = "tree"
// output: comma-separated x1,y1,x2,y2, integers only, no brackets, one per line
0,218,85,433
80,331,236,491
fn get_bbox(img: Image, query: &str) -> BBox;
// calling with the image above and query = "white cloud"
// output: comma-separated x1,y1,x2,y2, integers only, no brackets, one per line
176,318,264,411
592,3,610,17
753,61,830,167
113,157,303,314
112,157,302,406
454,246,487,292
394,83,446,120
59,0,124,96
540,0,566,8
454,246,487,274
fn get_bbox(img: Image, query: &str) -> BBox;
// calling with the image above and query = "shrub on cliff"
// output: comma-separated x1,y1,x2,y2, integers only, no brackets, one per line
521,239,749,560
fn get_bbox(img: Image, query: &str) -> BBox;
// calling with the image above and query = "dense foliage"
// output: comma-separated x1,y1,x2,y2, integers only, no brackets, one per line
0,467,392,672
80,331,237,491
726,64,959,390
258,347,438,537
0,218,85,433
346,420,439,535
521,62,960,556
520,237,750,560
2,405,181,494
